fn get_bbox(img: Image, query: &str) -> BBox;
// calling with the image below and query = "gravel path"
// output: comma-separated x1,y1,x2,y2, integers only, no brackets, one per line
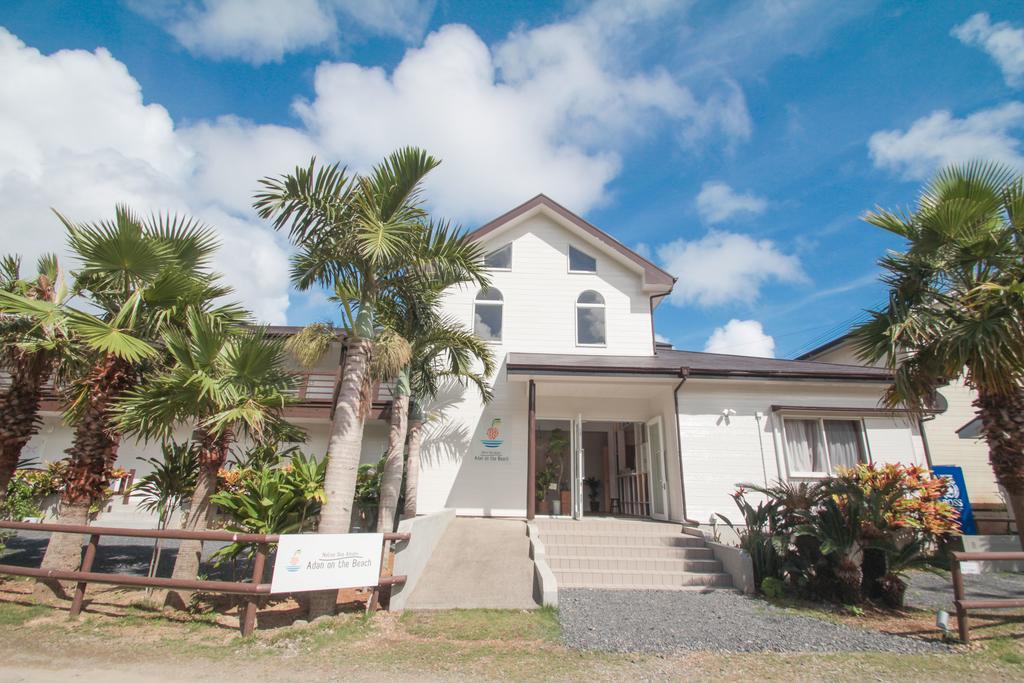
559,589,947,653
904,569,1024,612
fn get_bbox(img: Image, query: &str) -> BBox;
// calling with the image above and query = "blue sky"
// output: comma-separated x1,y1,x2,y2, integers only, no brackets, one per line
2,1,1023,358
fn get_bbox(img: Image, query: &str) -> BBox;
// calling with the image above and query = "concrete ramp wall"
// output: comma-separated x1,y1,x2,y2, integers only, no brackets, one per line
402,517,538,610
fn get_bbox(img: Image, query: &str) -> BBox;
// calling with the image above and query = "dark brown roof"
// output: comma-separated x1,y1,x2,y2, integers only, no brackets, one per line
466,194,676,291
507,349,893,382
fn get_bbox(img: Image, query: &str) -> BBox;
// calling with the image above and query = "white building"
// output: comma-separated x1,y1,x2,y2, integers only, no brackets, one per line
19,194,930,532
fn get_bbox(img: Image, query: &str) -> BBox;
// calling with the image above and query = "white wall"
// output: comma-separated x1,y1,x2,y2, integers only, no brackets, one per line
807,339,1000,505
678,378,925,524
442,211,656,358
416,208,664,518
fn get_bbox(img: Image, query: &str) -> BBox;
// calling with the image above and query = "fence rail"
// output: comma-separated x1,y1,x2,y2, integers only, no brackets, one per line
0,520,409,636
951,550,1024,643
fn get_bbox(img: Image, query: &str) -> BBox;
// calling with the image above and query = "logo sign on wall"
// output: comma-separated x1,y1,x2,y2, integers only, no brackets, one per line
476,417,508,463
932,465,977,535
270,533,384,593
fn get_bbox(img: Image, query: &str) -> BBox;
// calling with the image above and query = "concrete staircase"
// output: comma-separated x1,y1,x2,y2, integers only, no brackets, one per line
534,517,733,590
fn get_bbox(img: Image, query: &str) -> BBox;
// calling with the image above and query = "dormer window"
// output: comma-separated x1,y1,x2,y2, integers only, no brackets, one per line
568,245,597,273
474,287,503,342
576,290,606,346
484,243,512,270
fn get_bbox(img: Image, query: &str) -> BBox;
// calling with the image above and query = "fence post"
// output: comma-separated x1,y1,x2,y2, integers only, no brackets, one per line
950,554,969,643
241,543,268,637
365,538,390,615
69,533,100,618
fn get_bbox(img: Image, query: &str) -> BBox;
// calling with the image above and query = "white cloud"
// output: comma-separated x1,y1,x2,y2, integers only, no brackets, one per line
953,13,1024,88
704,319,775,358
654,333,671,345
695,181,767,223
868,103,1024,180
0,28,294,323
135,0,437,65
657,231,806,307
297,12,753,221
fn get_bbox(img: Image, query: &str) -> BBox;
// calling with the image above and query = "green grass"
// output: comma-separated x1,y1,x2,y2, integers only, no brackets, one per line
0,601,48,626
399,607,560,643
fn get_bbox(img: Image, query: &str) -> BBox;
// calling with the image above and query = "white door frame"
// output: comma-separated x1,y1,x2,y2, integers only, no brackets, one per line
572,414,585,519
645,416,669,521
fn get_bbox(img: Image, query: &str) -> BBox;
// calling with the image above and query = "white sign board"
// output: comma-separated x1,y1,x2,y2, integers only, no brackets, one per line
270,533,384,593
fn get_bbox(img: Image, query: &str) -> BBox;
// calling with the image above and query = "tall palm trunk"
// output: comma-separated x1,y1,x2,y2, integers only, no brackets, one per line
0,353,52,501
34,354,133,600
163,430,229,610
402,401,424,518
975,387,1024,549
377,376,409,533
307,336,374,619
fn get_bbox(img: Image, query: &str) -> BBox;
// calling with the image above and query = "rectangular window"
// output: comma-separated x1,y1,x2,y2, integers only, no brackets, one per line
568,245,597,272
576,306,606,345
474,303,502,341
782,417,866,476
484,243,512,270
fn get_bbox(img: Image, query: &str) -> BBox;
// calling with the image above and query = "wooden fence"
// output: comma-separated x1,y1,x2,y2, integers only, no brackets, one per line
0,520,409,636
951,550,1024,643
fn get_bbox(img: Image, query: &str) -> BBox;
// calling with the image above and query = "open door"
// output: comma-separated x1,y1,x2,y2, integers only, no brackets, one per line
645,416,669,520
571,415,584,519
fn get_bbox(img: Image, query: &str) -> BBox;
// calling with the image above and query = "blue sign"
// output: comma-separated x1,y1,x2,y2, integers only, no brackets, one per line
932,465,976,535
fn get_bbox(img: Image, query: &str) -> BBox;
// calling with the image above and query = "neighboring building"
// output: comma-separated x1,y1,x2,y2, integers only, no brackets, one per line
12,194,933,534
796,334,1010,532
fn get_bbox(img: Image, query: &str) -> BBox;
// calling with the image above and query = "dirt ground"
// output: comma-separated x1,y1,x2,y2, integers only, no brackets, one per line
2,577,1024,682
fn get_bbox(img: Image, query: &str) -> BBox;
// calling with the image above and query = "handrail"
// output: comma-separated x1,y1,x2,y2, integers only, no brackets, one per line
0,520,410,636
951,549,1024,642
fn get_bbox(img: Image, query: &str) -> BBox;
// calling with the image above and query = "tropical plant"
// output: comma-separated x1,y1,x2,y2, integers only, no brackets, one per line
0,253,72,501
255,148,489,617
114,312,299,608
0,207,243,594
132,440,200,580
211,453,327,562
850,161,1024,548
374,286,495,530
722,464,960,606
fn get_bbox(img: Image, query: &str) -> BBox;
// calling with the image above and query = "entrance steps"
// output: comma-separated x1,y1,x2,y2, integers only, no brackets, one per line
535,517,733,590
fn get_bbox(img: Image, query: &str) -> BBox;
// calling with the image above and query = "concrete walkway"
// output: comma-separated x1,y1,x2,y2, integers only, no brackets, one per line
403,517,537,610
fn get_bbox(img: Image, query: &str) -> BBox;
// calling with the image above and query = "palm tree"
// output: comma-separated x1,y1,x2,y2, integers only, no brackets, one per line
114,312,299,608
374,290,495,528
851,161,1024,548
0,206,242,594
132,440,200,583
0,253,71,500
255,148,488,617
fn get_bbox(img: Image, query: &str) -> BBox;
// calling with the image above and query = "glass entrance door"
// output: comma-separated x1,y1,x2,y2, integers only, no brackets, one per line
571,414,584,519
645,416,669,520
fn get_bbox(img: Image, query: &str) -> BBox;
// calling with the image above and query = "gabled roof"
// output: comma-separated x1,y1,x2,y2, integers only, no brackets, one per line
507,348,893,382
795,333,854,360
466,194,676,292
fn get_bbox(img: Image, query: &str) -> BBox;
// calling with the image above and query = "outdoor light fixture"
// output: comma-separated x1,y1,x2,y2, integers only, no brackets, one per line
936,610,950,634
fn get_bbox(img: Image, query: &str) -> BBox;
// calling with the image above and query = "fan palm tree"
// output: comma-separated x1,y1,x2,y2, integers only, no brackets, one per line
114,311,299,608
851,161,1024,548
0,253,71,500
255,148,488,617
0,206,244,593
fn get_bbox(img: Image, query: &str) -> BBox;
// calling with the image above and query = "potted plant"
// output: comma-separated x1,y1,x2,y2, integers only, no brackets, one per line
535,462,558,515
584,477,601,513
559,484,571,516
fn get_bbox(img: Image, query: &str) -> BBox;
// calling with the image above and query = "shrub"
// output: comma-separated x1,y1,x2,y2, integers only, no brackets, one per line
210,453,327,562
723,463,959,607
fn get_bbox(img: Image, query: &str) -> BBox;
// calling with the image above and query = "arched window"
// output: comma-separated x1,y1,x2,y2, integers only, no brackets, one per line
576,290,605,345
474,287,503,341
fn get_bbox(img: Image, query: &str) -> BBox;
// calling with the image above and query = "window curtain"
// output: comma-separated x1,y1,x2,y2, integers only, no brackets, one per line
784,419,825,473
823,420,863,471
